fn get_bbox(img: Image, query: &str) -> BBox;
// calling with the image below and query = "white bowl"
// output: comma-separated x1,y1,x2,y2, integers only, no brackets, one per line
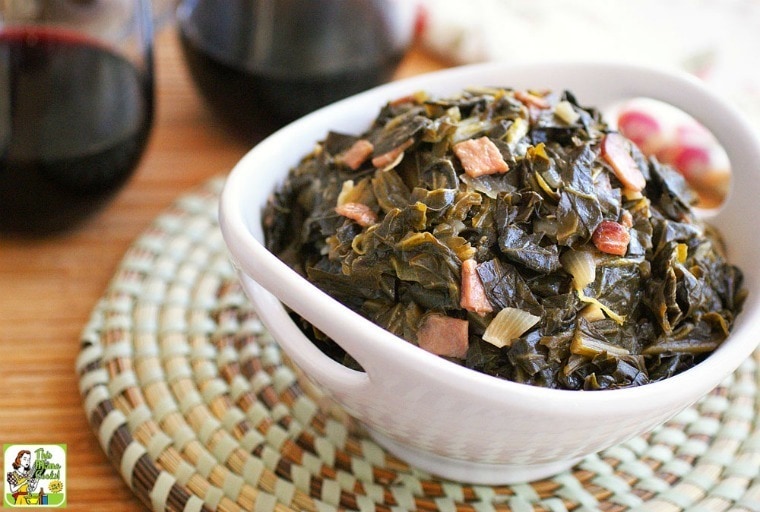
219,61,760,485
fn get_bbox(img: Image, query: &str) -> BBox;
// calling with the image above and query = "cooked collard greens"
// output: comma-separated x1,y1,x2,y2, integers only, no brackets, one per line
263,87,746,390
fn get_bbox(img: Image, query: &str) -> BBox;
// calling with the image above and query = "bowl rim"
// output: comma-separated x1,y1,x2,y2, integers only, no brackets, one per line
220,59,760,411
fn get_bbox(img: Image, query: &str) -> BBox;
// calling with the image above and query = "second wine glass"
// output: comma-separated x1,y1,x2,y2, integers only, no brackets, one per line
177,0,419,141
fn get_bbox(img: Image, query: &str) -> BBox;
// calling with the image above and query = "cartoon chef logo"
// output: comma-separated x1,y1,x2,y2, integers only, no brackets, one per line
3,445,66,508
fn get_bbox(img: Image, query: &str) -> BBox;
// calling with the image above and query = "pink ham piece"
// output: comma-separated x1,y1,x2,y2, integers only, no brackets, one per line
335,202,377,227
601,133,647,192
371,138,414,169
460,258,493,315
514,90,550,109
452,136,509,177
417,314,469,359
339,139,374,170
592,220,630,256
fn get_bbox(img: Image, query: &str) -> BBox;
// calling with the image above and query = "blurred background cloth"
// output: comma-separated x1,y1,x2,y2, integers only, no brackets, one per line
417,0,760,129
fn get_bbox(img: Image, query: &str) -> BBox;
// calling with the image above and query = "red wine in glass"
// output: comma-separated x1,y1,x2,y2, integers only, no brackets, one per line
0,27,154,235
177,0,416,141
178,32,406,138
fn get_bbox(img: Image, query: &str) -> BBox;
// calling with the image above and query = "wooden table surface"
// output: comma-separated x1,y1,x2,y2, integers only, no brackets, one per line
0,26,446,511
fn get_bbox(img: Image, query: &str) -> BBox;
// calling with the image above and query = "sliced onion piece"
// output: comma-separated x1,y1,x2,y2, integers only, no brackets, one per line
577,289,626,325
336,180,355,206
579,303,606,322
560,249,597,291
505,117,529,145
570,329,630,358
534,171,560,201
555,100,580,125
482,307,540,348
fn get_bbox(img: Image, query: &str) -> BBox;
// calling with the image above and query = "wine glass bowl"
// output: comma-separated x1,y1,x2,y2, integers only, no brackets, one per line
177,0,419,139
0,0,154,236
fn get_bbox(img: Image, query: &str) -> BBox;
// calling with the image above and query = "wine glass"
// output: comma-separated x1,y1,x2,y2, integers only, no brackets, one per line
0,0,155,236
177,0,418,141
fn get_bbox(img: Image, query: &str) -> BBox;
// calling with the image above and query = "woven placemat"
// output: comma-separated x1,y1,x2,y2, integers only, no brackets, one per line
76,177,760,512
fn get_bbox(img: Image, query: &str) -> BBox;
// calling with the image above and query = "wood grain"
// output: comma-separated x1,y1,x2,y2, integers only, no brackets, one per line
0,26,444,511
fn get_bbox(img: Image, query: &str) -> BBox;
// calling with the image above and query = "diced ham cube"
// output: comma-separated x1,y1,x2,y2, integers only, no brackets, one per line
460,259,493,315
515,90,550,109
340,139,374,170
601,133,647,192
371,138,414,169
452,137,509,177
417,314,469,359
335,202,377,227
592,220,630,256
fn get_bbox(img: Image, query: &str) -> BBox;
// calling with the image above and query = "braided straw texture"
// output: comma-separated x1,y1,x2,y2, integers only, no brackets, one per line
77,177,760,512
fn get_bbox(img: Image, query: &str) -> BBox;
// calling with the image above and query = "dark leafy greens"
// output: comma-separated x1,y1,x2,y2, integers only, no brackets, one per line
263,87,746,390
